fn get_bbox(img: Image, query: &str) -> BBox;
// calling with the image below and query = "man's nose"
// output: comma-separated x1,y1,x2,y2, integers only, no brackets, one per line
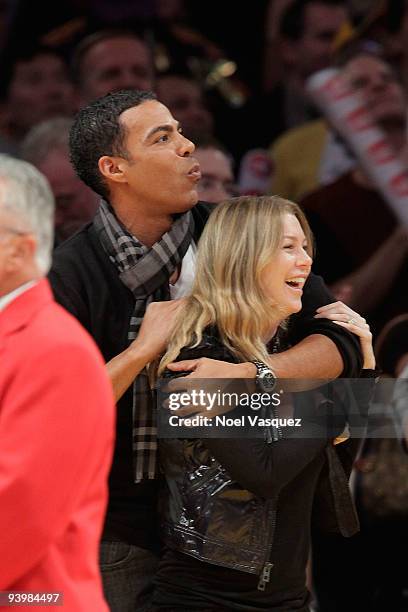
178,134,195,156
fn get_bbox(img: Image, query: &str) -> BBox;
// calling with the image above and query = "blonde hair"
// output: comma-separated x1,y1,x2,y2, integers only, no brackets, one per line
158,196,313,375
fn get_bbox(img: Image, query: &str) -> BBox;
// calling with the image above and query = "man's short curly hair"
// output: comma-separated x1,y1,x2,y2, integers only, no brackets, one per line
69,89,156,200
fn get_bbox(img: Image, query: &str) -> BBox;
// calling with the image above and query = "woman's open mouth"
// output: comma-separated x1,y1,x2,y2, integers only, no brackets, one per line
285,277,306,292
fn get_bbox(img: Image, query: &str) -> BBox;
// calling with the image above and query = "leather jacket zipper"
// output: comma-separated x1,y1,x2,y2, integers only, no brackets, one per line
257,561,274,591
263,399,283,443
263,398,283,443
257,501,278,591
272,399,283,441
259,411,280,592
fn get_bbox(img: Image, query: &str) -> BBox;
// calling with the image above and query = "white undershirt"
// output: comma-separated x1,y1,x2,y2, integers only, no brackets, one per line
169,243,197,300
0,280,37,312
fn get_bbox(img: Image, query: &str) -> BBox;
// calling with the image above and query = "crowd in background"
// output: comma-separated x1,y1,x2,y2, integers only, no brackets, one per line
1,0,408,343
0,1,408,610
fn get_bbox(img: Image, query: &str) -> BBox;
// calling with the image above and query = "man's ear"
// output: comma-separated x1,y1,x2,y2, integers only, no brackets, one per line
6,234,37,273
98,156,129,185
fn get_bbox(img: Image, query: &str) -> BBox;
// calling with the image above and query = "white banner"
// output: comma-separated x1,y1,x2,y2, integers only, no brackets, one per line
306,68,408,225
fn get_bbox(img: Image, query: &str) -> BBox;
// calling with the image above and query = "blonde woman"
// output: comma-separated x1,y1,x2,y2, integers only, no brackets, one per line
152,196,375,612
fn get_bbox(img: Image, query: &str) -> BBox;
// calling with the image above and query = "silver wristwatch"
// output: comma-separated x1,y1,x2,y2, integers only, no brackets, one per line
251,360,277,392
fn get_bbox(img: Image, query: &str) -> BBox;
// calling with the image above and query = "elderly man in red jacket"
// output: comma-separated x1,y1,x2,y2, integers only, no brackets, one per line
0,154,115,610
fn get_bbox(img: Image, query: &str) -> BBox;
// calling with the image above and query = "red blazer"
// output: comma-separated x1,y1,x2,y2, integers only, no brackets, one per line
0,280,115,611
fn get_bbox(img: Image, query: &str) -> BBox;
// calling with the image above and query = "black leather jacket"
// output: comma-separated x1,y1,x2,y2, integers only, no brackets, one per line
159,333,364,590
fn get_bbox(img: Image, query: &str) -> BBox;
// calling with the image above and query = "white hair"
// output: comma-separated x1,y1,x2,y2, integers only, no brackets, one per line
0,154,55,274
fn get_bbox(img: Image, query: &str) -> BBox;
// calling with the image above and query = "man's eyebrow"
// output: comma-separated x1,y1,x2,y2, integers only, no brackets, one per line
145,122,181,141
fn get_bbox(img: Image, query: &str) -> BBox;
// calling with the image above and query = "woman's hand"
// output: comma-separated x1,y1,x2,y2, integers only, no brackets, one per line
314,301,375,370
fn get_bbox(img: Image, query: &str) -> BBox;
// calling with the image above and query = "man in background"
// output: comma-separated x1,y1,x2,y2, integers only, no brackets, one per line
71,29,154,106
21,117,98,244
194,135,236,202
0,45,75,154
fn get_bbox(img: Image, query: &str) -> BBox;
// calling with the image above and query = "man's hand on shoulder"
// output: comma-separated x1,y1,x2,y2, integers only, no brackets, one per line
131,299,186,363
108,299,186,401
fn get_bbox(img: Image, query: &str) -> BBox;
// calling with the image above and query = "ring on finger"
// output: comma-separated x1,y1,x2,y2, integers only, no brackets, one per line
347,317,356,324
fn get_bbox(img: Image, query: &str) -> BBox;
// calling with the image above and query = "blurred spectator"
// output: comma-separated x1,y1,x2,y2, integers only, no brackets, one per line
345,0,408,87
274,0,348,127
71,29,154,106
0,45,75,153
269,41,385,201
155,71,214,141
362,1,408,100
266,0,348,131
21,117,98,244
238,149,274,196
301,51,408,335
194,135,235,202
263,0,294,93
224,0,349,167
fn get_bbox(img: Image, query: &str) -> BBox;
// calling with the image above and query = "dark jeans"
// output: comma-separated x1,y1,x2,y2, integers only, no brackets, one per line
100,541,159,612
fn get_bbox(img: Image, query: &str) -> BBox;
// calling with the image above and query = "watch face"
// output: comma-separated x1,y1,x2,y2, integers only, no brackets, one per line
258,370,276,390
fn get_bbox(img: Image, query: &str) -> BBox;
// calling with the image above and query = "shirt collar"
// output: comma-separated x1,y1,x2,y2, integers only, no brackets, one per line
0,280,37,312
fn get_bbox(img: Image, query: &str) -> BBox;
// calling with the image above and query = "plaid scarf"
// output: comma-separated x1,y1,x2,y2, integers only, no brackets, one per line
94,199,194,482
